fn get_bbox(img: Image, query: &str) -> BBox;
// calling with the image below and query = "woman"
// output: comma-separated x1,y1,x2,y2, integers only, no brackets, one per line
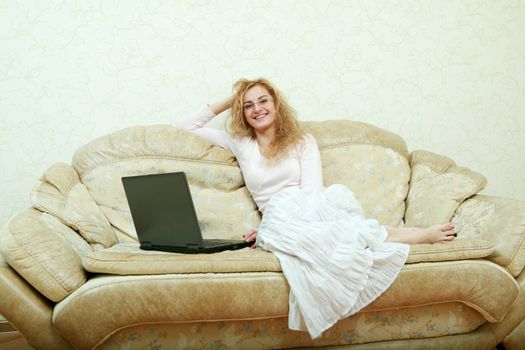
178,78,456,338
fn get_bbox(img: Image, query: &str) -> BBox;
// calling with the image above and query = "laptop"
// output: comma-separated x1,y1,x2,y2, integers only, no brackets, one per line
121,171,252,253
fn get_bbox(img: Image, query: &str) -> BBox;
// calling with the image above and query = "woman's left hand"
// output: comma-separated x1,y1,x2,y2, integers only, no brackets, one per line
242,229,257,249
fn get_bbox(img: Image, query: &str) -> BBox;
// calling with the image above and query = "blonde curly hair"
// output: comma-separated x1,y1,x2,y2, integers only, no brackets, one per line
227,78,304,161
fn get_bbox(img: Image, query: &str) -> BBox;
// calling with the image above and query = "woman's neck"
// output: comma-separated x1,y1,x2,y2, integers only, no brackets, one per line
255,128,275,154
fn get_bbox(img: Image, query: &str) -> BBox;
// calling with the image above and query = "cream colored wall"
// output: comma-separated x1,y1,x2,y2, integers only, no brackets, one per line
1,1,524,227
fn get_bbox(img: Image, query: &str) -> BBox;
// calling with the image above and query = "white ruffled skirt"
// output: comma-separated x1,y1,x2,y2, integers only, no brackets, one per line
256,184,409,339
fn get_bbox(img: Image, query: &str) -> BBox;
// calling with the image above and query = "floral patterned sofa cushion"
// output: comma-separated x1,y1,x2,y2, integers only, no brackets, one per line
405,150,487,227
71,125,261,242
31,163,117,249
305,120,410,227
81,238,495,275
452,195,525,277
68,121,413,245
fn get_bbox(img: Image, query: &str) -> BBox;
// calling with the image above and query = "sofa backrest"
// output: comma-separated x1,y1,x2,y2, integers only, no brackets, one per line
63,120,410,245
70,125,261,242
304,120,410,227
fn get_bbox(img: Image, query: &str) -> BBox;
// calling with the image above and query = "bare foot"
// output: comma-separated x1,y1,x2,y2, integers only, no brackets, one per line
385,223,456,244
418,223,456,244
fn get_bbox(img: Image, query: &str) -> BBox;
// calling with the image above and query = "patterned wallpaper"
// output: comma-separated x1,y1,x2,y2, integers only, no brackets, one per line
1,0,524,228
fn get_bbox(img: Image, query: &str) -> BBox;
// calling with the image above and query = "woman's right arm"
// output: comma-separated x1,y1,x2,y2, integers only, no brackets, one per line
209,95,234,115
177,96,234,150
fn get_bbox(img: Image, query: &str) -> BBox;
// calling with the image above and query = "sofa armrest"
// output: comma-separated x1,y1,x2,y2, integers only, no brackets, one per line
452,194,525,276
0,255,73,350
0,209,90,302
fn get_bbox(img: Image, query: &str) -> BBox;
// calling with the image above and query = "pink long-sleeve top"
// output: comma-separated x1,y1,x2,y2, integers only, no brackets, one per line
177,107,323,213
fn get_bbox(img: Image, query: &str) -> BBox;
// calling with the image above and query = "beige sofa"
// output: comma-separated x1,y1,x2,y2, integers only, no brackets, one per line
1,120,524,350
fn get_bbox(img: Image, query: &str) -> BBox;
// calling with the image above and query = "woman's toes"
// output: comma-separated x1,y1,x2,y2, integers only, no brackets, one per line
443,228,456,236
440,223,454,231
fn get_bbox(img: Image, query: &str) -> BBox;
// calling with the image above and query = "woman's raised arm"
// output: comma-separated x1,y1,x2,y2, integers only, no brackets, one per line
209,95,234,115
176,95,235,150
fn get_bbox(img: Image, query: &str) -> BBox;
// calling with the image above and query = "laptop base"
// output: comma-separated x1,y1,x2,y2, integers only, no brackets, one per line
140,240,253,254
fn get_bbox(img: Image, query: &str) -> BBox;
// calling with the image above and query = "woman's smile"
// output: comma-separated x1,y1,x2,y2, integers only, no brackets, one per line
253,112,268,120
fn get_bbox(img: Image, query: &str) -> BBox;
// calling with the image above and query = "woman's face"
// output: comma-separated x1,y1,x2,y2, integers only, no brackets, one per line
242,85,276,134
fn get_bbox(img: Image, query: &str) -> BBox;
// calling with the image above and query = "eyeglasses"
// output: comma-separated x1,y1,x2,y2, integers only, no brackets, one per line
243,97,274,113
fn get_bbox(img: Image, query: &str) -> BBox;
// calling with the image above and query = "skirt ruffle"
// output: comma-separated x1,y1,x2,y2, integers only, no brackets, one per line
257,184,409,339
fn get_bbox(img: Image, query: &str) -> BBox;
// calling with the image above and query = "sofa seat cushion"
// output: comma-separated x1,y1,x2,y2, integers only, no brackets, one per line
82,239,496,275
82,243,282,274
406,237,494,263
53,260,518,349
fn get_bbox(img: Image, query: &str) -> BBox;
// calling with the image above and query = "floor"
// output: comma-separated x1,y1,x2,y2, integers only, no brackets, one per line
0,322,29,350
